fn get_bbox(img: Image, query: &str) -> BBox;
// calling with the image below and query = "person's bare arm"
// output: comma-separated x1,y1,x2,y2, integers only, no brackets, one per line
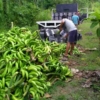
59,21,64,31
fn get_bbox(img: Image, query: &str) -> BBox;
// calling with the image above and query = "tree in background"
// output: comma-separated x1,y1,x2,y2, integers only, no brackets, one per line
0,0,100,28
90,8,100,47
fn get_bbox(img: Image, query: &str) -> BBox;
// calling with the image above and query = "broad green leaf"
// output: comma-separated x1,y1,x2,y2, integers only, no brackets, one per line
96,27,100,37
90,21,98,28
93,9,100,19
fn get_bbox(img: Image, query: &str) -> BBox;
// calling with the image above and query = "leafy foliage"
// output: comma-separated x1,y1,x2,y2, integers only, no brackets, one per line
89,8,100,38
37,9,51,21
0,0,100,28
9,3,40,26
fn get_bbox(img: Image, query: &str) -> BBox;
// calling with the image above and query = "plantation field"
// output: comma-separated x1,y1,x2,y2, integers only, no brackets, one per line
41,20,100,100
0,20,100,100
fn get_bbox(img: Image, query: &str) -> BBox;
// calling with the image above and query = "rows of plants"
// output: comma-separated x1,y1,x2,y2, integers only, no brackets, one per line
0,27,73,100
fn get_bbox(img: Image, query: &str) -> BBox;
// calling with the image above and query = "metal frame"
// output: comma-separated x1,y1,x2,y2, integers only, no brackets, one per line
36,20,61,29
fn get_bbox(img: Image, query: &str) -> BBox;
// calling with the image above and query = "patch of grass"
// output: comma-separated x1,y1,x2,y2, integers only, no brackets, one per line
47,80,66,94
55,95,66,100
53,80,66,87
71,50,100,71
46,79,100,100
78,20,99,48
67,51,99,71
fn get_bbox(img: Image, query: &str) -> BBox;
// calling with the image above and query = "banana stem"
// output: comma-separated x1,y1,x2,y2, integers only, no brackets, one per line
6,94,10,100
46,72,60,76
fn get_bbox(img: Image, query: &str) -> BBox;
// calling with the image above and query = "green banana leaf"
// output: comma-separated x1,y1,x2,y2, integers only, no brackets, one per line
93,9,100,19
96,27,100,37
90,20,98,28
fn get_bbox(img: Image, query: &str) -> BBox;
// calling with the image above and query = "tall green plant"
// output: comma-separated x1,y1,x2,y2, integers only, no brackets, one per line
90,8,100,46
37,9,51,21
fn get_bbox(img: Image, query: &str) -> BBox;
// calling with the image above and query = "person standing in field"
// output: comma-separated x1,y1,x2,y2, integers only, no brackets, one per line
72,12,79,27
59,15,78,60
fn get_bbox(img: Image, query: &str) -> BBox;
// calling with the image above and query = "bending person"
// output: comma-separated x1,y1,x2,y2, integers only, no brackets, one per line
59,15,78,60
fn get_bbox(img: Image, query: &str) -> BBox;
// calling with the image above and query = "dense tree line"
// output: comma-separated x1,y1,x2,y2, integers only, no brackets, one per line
0,0,100,28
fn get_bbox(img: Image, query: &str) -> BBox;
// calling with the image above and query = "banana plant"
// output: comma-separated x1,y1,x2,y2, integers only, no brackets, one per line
89,8,100,47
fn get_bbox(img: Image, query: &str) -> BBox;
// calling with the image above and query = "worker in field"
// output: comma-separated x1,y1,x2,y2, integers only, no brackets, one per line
72,12,79,27
59,15,78,60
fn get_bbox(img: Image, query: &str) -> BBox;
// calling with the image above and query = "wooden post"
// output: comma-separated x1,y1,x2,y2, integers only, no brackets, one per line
11,22,14,28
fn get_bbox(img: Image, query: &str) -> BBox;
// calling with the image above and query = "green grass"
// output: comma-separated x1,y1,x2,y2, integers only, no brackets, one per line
41,20,100,100
78,20,99,48
69,50,100,71
43,79,100,100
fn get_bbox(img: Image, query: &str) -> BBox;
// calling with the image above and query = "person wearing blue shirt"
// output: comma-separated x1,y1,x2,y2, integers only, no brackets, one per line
72,12,79,27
